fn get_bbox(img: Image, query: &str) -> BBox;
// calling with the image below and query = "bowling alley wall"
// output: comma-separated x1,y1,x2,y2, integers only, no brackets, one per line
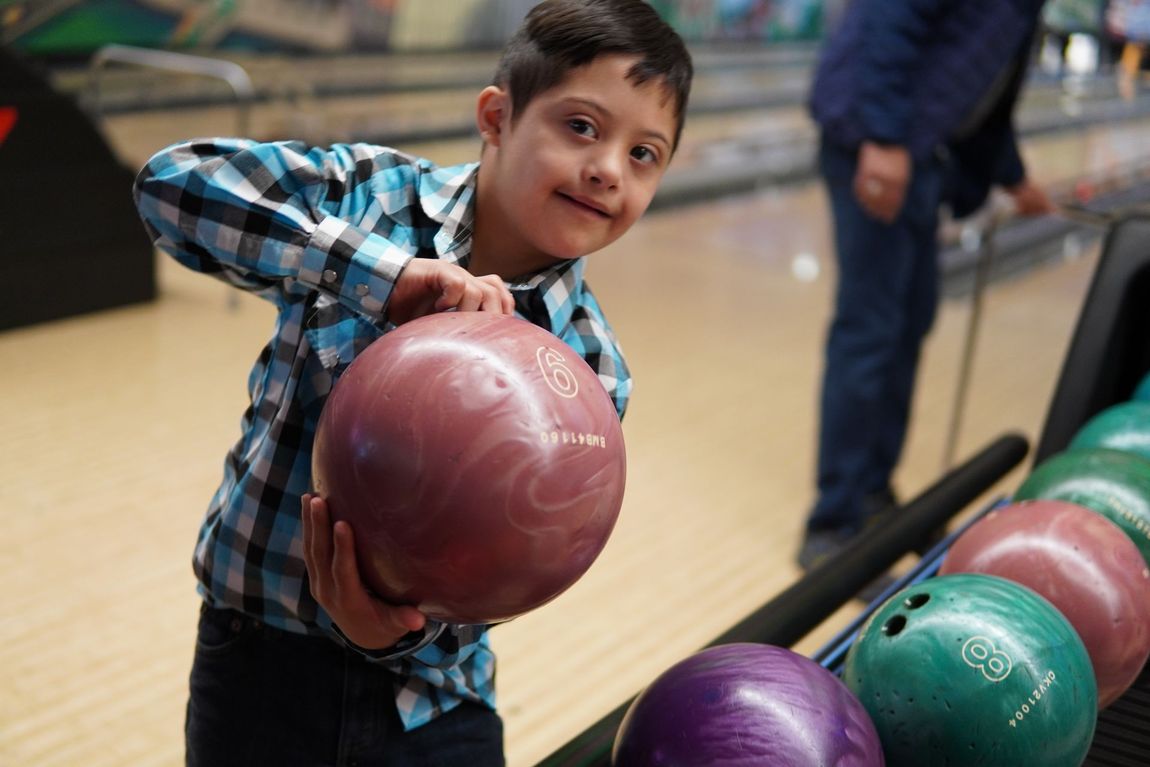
2,0,828,56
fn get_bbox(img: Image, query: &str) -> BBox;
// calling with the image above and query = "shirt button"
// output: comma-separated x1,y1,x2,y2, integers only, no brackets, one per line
322,269,338,283
355,283,369,297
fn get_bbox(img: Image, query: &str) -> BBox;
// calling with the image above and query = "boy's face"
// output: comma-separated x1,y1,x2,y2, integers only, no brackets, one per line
474,54,679,277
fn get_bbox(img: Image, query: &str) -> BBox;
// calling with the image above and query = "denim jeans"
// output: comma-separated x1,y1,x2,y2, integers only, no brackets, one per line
808,140,945,533
186,604,505,767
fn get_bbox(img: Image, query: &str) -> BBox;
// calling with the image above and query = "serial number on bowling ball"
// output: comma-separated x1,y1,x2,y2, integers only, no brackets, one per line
1006,670,1057,729
1101,491,1150,542
539,429,611,449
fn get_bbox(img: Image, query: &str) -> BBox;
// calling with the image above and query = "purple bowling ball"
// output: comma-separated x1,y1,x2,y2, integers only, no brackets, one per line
612,643,884,766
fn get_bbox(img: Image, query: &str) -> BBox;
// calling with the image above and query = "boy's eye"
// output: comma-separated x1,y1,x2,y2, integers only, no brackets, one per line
568,118,597,138
631,146,659,165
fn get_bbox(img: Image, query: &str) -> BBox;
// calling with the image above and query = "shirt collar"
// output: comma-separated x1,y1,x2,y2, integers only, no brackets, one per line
420,161,479,261
419,161,585,334
507,258,584,334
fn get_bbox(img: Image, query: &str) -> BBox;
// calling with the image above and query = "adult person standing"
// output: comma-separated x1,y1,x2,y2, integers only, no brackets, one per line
798,0,1056,575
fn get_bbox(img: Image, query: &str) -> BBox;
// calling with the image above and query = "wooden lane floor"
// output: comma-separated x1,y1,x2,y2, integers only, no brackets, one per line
0,120,1143,766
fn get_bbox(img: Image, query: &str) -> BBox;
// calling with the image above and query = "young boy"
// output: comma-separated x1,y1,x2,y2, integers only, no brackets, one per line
132,1,692,764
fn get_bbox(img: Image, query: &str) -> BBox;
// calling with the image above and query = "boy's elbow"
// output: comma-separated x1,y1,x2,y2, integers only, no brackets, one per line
131,163,153,205
131,160,168,230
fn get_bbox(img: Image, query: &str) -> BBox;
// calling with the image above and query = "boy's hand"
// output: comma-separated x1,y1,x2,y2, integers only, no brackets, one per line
386,260,514,325
301,493,427,650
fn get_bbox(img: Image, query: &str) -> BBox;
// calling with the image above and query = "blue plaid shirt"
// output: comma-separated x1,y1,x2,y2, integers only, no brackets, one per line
133,139,632,730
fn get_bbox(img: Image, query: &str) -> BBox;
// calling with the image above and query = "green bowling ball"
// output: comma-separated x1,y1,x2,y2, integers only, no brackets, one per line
843,574,1097,767
1015,447,1150,566
1069,401,1150,462
1132,370,1150,402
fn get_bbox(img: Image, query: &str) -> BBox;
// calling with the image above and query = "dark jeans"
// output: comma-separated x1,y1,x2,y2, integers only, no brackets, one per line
809,140,945,533
187,604,505,767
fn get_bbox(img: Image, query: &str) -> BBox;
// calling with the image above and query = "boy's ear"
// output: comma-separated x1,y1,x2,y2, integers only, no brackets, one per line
476,85,509,146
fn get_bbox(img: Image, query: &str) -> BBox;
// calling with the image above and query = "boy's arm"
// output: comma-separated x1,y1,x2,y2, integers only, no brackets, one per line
133,139,509,322
133,139,406,313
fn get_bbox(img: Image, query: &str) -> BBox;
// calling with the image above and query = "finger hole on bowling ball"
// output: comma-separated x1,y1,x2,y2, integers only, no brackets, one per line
904,593,930,609
882,615,907,636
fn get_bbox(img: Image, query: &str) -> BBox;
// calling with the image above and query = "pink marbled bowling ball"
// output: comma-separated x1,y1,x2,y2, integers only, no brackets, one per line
312,311,626,624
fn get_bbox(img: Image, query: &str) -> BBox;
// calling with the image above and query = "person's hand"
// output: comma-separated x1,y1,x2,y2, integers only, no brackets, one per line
301,493,426,650
386,259,514,325
1005,178,1056,217
853,141,912,224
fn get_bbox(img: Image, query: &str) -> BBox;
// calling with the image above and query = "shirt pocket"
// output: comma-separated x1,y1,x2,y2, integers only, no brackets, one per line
300,300,383,412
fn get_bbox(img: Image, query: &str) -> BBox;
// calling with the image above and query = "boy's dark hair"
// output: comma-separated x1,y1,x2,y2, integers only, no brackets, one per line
493,0,693,150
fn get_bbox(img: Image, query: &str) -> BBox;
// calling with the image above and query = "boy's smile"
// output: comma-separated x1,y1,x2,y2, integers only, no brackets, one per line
471,54,680,279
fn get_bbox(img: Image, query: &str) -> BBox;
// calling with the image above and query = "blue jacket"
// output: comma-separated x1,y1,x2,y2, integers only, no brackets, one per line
810,0,1045,216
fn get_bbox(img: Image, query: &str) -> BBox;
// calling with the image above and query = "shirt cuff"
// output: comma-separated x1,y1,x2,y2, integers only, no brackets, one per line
300,216,413,320
331,621,446,662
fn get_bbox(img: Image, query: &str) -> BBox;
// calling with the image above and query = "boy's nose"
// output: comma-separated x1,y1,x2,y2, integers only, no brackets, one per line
585,150,622,189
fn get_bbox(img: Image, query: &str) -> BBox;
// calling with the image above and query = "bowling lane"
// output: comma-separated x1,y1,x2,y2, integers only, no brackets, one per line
94,64,816,171
97,61,1136,194
85,26,1143,219
68,44,815,112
